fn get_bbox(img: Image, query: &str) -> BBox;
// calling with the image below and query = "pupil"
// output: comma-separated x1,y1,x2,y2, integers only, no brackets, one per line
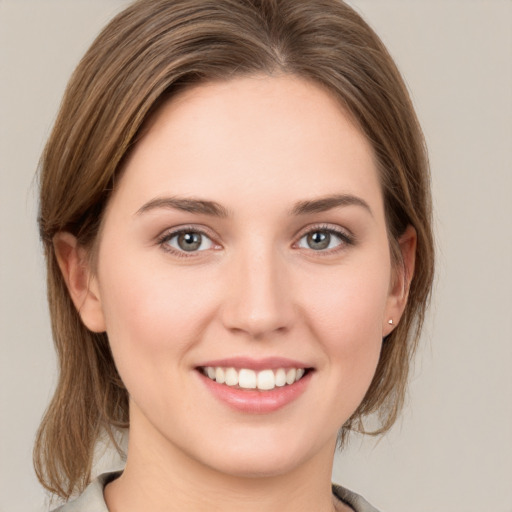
308,231,330,250
178,232,201,251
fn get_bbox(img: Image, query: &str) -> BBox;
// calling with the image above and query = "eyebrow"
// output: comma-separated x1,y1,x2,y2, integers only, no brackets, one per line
135,193,372,218
290,194,373,217
135,197,229,218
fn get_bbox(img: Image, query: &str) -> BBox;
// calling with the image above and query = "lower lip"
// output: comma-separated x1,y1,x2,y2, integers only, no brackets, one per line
198,371,312,414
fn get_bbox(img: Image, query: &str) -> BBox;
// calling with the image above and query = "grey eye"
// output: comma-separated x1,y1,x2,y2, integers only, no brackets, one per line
298,230,343,251
167,231,214,252
307,231,330,250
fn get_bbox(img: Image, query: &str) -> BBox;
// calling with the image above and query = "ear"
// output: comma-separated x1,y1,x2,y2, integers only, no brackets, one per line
383,225,417,337
53,232,106,333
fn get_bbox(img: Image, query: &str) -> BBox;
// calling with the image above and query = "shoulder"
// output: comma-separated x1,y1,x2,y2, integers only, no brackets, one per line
52,473,379,512
51,472,121,512
332,483,382,512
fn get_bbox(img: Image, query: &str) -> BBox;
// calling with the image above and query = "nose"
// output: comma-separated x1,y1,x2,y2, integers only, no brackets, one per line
220,245,295,340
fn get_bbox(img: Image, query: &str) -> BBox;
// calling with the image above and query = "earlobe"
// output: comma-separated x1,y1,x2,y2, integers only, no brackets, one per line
383,225,417,336
53,232,106,333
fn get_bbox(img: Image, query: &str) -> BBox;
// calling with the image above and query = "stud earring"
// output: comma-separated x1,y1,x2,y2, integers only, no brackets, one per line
388,319,394,325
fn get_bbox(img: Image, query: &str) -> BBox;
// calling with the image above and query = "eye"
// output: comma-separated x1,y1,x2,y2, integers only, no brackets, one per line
160,229,215,253
296,227,350,251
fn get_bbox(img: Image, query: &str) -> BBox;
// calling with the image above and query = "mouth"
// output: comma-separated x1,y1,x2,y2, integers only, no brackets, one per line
198,366,311,391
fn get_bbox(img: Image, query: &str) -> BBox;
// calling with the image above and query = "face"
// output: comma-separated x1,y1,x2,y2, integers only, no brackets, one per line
73,75,410,478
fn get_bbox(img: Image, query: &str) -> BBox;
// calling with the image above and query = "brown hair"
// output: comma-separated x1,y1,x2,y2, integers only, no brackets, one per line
35,0,434,499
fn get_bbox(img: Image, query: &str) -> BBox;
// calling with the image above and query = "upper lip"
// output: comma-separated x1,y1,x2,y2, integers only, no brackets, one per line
196,357,312,371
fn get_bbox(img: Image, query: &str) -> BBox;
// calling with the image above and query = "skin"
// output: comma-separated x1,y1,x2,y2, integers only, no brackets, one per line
56,74,415,512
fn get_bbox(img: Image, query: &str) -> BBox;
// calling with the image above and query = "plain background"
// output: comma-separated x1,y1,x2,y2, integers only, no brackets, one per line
0,1,511,511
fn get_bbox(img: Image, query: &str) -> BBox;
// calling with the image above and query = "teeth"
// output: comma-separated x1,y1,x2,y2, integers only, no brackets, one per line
285,368,296,385
202,366,308,390
225,367,238,386
275,368,286,387
238,369,257,389
257,369,275,390
215,367,225,384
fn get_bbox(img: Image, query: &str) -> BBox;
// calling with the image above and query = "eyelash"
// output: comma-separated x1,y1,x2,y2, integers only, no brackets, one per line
157,224,355,258
157,226,218,258
295,224,355,254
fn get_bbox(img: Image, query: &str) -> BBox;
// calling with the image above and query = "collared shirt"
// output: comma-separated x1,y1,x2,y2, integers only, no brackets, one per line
52,471,381,512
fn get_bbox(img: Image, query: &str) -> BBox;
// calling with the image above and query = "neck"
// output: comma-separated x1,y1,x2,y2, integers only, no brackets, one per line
105,416,343,512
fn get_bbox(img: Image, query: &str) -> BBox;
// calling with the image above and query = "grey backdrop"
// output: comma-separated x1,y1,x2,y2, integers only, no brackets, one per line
1,1,511,511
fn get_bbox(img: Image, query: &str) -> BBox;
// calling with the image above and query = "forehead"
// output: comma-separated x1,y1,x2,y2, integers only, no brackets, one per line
112,74,382,217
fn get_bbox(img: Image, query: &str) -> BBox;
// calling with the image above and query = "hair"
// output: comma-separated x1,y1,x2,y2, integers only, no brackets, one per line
35,0,434,500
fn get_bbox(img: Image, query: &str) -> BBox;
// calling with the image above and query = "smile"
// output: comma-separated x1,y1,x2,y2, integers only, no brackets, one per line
200,366,307,391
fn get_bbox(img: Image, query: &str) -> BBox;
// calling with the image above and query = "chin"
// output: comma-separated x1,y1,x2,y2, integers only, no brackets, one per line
204,449,306,479
184,424,330,480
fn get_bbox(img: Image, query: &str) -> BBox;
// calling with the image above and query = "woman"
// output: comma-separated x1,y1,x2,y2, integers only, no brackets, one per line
35,0,434,511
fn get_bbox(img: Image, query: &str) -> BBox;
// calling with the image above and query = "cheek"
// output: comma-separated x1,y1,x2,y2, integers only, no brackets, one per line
299,260,390,398
97,254,220,376
96,256,225,425
302,260,390,339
